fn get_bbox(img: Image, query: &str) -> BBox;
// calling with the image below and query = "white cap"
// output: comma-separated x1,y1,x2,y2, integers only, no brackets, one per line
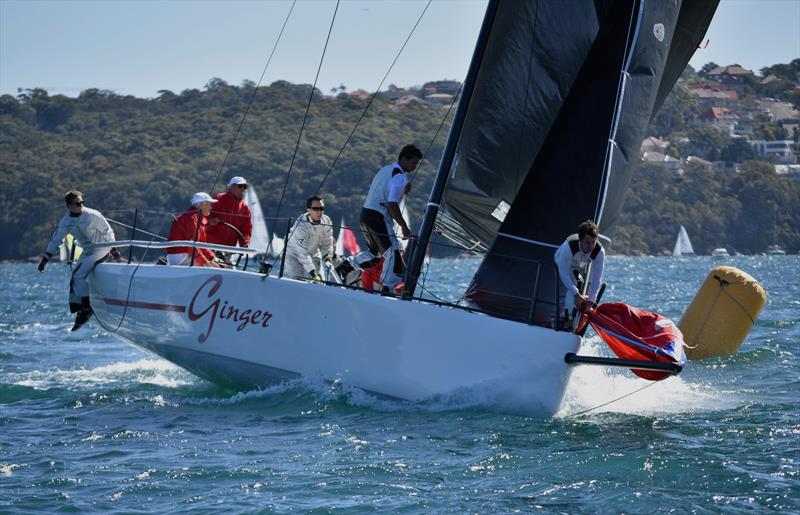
191,192,218,206
228,176,248,186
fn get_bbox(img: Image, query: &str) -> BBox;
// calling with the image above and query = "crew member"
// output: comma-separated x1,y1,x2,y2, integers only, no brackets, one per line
554,219,606,317
167,192,222,268
284,196,334,281
205,176,253,251
346,144,421,293
38,191,117,331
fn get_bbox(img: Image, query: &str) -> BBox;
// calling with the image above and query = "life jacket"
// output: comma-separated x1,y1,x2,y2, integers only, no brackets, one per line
363,162,406,215
566,233,602,282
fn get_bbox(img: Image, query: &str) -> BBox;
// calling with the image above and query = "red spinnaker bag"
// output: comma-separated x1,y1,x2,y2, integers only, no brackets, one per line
587,302,686,380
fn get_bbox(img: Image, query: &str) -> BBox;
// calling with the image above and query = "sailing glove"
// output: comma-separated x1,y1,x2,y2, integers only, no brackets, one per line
38,256,48,272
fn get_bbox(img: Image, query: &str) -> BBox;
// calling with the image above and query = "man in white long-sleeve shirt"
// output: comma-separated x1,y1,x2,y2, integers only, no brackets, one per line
38,191,117,331
284,196,335,281
554,219,605,319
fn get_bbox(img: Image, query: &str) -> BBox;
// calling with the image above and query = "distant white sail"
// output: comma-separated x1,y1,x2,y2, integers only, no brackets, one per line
672,225,695,256
270,234,285,257
244,185,270,254
335,218,345,258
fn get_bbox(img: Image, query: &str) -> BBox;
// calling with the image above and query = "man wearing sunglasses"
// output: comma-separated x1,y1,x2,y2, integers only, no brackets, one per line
205,176,253,255
284,196,335,281
38,190,117,331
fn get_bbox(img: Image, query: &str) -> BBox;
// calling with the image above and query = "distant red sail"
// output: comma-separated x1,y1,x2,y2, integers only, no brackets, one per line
342,225,361,255
587,303,686,381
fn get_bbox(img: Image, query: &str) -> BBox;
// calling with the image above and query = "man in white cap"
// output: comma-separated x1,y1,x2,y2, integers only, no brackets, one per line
166,192,223,267
38,190,118,331
205,176,253,252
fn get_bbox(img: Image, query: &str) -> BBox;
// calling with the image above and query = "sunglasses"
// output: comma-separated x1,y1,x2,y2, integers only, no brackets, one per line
310,206,325,211
71,201,85,206
233,184,248,189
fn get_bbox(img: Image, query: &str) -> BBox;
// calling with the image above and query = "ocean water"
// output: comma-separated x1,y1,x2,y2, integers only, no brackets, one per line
1,257,798,513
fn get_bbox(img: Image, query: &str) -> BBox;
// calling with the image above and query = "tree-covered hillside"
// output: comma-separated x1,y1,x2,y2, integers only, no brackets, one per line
1,76,798,259
1,80,451,259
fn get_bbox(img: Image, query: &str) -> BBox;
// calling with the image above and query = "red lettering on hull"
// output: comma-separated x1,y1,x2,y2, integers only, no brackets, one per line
187,275,272,343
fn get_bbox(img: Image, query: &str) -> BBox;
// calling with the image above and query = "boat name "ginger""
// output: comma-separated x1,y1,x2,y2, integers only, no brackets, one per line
187,275,272,343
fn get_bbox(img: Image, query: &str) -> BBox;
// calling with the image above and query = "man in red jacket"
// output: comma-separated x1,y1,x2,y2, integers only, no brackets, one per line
167,192,222,267
206,176,253,250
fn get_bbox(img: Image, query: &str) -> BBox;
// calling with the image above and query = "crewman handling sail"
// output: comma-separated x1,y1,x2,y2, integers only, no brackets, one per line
554,219,606,323
342,144,422,294
284,196,335,281
38,190,118,331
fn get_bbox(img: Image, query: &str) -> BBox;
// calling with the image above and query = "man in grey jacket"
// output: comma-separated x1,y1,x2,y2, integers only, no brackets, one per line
284,196,334,281
38,191,117,331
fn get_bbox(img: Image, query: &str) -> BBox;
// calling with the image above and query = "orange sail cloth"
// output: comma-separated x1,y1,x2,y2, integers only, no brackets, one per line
587,303,686,381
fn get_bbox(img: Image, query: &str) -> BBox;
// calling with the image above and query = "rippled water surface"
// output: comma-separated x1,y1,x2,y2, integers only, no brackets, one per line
1,257,798,512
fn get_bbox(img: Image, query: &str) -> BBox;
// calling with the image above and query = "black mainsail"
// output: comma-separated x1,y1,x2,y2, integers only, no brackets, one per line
408,0,718,323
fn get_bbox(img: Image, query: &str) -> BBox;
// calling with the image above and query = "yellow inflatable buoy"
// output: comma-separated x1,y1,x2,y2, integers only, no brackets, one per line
679,266,766,360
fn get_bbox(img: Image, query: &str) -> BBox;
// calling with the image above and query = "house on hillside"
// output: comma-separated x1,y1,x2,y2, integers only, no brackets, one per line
391,95,426,111
383,84,410,101
640,136,669,154
642,151,682,175
693,107,739,134
705,65,754,93
687,85,738,110
749,140,798,164
774,164,800,180
424,93,455,106
685,155,713,171
348,89,371,100
422,80,462,96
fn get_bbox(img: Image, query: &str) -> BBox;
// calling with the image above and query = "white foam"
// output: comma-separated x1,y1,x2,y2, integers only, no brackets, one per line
557,336,738,418
7,358,194,390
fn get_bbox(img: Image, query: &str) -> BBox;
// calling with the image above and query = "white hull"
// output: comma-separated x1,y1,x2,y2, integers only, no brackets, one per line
89,264,580,416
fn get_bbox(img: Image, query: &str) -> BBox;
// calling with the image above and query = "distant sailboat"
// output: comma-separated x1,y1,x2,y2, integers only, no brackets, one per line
672,225,695,257
244,185,270,255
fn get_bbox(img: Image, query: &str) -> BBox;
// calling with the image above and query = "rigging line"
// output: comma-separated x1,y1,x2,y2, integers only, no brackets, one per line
92,214,172,334
106,218,167,241
313,0,432,196
565,379,659,418
208,0,297,194
267,0,340,257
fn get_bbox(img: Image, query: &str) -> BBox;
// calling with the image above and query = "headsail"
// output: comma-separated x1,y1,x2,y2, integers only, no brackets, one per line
438,0,718,323
244,185,270,254
672,225,694,256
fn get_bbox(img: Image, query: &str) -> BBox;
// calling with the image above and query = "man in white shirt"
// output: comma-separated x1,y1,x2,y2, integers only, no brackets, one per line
284,196,335,281
347,145,422,293
38,191,117,331
554,219,605,319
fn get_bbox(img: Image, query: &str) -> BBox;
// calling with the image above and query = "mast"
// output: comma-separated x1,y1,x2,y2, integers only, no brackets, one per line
403,0,500,300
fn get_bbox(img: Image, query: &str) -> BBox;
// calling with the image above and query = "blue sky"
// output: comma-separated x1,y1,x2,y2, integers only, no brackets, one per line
1,0,798,99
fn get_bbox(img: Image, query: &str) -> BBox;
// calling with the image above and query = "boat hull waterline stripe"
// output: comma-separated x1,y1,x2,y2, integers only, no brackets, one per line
100,297,186,313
